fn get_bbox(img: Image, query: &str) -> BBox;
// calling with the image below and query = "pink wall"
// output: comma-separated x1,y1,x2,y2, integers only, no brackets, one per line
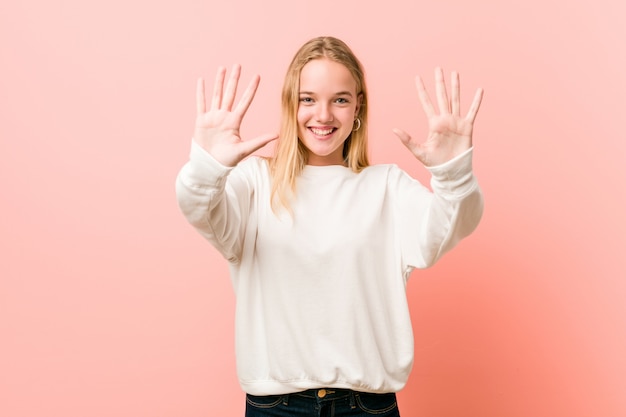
1,0,625,416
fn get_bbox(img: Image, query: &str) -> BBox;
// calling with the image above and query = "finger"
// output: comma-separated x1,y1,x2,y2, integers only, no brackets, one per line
415,76,435,118
392,128,411,145
451,71,460,116
435,67,450,114
393,128,426,163
196,78,206,116
465,88,484,123
222,64,241,111
238,133,279,157
234,74,261,120
392,128,420,153
211,67,226,110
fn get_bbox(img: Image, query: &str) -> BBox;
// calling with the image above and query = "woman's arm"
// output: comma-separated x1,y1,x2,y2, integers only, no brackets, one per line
175,66,277,262
393,68,484,272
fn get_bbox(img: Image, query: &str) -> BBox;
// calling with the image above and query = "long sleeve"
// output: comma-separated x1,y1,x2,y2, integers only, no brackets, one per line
394,147,483,273
175,140,255,263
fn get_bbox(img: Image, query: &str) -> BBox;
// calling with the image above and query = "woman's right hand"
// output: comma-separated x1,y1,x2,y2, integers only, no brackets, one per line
194,65,278,167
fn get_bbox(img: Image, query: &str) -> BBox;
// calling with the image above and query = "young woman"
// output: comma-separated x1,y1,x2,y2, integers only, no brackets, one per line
176,36,484,417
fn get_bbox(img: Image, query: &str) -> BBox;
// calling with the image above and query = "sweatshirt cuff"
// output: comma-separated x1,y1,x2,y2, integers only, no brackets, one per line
427,147,477,197
183,139,234,189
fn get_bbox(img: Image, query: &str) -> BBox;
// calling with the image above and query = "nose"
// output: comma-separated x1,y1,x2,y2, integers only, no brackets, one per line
315,103,333,123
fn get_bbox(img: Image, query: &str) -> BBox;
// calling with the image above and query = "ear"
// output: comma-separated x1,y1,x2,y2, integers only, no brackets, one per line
355,93,363,117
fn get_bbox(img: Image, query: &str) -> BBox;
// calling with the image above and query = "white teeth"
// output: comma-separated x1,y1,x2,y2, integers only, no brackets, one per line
310,127,334,136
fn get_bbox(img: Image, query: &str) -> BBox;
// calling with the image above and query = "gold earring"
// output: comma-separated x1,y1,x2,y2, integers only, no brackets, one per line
353,118,361,132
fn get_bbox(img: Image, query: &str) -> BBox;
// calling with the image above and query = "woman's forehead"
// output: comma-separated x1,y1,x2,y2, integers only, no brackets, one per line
299,58,357,93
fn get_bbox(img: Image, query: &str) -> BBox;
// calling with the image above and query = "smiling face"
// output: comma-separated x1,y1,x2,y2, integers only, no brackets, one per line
297,58,362,166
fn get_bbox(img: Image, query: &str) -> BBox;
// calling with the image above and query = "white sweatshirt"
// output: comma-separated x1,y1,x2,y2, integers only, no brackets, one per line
176,141,483,395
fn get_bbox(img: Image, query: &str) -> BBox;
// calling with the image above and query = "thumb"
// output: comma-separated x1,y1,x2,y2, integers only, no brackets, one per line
392,128,427,164
239,133,279,157
392,128,412,146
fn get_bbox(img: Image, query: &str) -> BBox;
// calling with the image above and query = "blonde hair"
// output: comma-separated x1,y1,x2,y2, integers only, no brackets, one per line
269,36,370,212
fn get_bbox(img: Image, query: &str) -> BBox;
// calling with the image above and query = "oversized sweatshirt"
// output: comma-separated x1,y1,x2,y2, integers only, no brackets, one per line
175,140,483,396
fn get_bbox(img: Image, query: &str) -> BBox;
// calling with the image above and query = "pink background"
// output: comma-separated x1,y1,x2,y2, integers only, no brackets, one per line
1,0,625,416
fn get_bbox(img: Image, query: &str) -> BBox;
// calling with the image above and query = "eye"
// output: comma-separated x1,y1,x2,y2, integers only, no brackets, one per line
335,97,349,104
299,97,313,103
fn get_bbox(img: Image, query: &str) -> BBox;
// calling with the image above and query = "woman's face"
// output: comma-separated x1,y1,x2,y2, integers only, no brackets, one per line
297,58,361,166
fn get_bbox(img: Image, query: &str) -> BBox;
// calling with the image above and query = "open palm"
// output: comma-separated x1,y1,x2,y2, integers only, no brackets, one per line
194,65,277,167
394,68,483,167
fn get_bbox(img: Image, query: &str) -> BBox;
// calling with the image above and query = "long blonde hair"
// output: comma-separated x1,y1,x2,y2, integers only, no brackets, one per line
269,36,370,212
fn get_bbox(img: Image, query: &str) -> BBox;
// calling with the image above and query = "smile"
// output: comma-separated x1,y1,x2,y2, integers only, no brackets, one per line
309,127,336,136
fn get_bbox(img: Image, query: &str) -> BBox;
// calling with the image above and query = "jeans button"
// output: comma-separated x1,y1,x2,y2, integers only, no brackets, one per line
318,389,327,398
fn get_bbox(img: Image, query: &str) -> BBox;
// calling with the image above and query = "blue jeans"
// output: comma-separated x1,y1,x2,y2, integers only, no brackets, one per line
245,388,401,417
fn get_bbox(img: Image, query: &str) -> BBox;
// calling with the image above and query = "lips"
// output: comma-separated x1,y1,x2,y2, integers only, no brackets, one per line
309,127,336,136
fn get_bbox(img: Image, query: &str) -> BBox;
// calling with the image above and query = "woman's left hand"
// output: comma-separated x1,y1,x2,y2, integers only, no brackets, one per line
393,68,483,167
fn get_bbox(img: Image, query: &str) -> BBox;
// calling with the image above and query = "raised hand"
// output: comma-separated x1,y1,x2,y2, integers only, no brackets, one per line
393,68,483,167
194,65,278,167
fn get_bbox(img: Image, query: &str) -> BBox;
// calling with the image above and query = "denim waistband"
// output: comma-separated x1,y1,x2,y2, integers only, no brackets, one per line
293,388,355,401
246,389,398,414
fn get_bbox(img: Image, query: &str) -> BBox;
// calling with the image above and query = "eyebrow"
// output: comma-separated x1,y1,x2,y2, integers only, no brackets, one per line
299,91,354,97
